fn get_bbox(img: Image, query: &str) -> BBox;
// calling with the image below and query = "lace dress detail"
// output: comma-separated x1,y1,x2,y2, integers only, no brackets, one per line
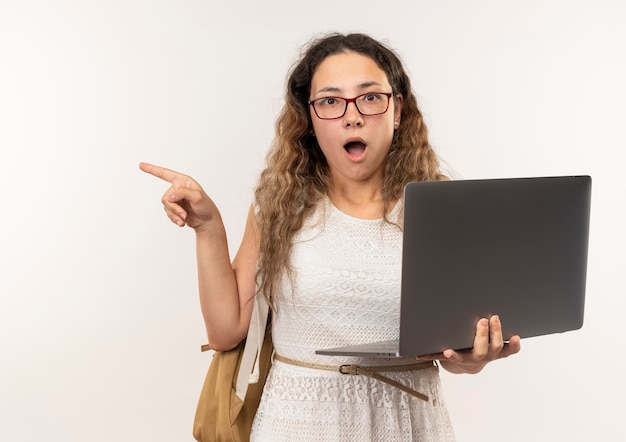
251,199,455,441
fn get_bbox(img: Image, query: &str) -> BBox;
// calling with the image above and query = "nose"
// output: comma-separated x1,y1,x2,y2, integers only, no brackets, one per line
343,102,363,127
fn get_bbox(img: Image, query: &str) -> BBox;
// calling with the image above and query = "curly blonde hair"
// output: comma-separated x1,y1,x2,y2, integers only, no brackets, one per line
254,33,446,308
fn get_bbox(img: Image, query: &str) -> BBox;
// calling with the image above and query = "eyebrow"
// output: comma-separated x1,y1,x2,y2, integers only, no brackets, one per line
313,81,384,96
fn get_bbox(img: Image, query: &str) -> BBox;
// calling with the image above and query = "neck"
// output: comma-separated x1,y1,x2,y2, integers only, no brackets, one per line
329,179,388,220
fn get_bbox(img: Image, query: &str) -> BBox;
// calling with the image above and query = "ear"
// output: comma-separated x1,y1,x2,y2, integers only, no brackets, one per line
393,93,403,125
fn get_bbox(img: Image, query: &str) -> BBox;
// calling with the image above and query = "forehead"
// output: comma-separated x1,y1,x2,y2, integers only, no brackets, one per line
310,51,391,95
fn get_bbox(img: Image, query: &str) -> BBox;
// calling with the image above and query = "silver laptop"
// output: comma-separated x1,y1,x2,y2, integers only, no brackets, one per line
316,176,592,358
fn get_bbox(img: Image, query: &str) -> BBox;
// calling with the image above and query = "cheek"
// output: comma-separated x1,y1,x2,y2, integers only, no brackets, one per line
316,139,336,161
311,119,323,140
373,120,396,144
311,122,336,150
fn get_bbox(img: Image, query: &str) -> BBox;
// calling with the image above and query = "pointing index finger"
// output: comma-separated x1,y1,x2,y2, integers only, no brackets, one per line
139,162,183,183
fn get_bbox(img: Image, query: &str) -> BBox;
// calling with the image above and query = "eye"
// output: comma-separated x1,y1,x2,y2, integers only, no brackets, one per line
363,93,383,102
317,97,338,106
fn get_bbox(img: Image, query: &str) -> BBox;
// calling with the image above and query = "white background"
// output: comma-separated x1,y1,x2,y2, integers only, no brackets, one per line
1,0,624,440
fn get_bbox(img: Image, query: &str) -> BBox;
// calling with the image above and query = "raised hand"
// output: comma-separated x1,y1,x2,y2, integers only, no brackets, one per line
139,162,220,232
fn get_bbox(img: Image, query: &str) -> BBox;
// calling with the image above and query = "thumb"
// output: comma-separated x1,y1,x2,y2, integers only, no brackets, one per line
442,349,458,361
168,186,205,205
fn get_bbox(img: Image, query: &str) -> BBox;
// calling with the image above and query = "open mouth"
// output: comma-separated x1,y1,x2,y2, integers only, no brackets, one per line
344,141,366,155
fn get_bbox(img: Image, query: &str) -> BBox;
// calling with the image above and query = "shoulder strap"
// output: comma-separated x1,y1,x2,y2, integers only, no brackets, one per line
235,295,269,401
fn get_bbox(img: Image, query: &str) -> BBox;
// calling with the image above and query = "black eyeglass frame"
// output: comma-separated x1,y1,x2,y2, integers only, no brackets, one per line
308,92,395,120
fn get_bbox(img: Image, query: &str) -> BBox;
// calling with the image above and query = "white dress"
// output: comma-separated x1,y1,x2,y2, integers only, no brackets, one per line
251,198,455,441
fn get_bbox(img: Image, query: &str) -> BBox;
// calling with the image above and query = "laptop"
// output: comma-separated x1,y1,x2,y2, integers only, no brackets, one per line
316,176,592,358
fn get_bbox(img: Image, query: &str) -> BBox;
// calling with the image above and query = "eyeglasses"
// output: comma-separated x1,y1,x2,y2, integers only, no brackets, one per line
308,92,394,120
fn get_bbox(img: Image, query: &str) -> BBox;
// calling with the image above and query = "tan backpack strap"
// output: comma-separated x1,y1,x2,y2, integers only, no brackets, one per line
235,295,270,401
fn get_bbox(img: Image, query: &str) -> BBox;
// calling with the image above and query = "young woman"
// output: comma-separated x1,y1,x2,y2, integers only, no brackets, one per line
141,32,520,441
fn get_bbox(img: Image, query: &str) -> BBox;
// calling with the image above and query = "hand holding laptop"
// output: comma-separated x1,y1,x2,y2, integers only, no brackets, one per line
417,315,521,375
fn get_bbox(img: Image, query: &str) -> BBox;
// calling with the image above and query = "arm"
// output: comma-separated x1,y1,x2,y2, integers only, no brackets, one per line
139,162,258,351
196,205,260,350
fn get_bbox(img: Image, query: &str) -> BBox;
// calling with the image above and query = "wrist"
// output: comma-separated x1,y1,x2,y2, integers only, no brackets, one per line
193,216,226,239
